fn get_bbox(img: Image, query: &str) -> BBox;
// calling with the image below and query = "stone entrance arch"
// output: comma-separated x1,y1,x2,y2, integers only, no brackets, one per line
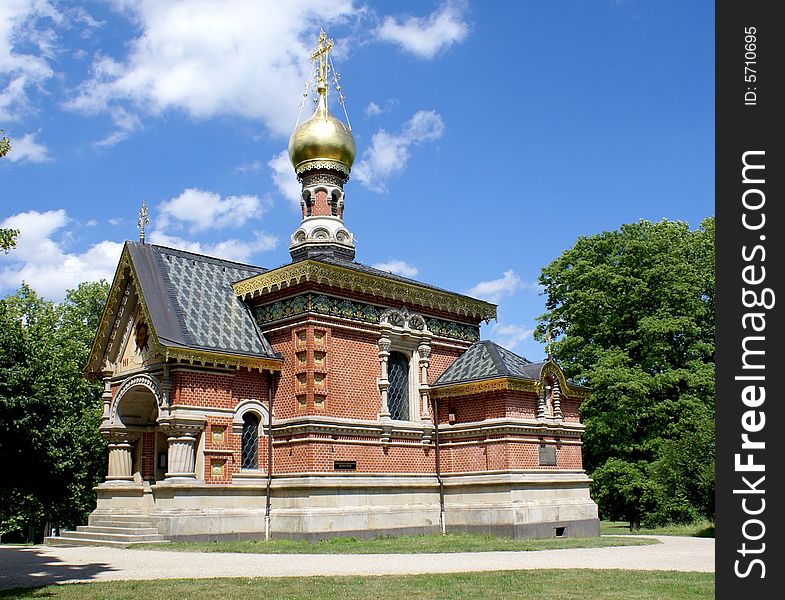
104,374,165,484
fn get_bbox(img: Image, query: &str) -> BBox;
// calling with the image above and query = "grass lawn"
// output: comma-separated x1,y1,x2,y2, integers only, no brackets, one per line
600,520,715,538
133,532,657,554
0,570,714,599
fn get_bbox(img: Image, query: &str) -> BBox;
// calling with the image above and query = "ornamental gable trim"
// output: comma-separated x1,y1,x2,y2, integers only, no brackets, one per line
85,242,283,377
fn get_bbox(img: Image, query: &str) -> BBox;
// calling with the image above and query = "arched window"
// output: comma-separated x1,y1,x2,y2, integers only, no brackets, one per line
241,413,260,469
388,351,410,421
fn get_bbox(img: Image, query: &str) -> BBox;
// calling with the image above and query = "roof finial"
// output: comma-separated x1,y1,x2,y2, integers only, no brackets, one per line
137,199,149,244
311,29,334,95
545,327,553,361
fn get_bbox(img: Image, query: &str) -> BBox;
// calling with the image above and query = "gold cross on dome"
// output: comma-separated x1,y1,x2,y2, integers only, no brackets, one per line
311,29,334,89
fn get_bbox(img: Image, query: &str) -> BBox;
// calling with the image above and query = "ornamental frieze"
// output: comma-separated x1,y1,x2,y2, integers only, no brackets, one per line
252,292,481,343
233,259,497,322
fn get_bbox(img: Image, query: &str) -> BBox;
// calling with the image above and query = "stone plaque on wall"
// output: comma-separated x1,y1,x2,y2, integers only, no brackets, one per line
539,445,557,466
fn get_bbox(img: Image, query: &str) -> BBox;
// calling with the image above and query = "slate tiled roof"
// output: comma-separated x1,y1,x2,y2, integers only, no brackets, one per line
433,340,546,386
127,242,279,359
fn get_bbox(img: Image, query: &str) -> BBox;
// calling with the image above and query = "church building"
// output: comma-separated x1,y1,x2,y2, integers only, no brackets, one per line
52,32,599,545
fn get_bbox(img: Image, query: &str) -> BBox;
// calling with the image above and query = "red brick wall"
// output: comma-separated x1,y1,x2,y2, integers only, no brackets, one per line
272,439,437,474
560,396,581,423
440,436,583,472
311,190,332,216
264,316,472,422
140,431,156,480
106,317,586,480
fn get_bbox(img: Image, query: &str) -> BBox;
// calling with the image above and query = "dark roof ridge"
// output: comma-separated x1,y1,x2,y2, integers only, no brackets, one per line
481,340,512,377
152,248,198,347
130,241,268,272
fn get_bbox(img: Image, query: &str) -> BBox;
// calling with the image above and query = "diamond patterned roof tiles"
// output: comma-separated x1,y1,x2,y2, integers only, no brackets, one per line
433,340,545,386
127,242,278,359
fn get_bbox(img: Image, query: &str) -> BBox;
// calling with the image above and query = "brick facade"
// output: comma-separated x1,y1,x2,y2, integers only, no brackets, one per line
105,278,588,486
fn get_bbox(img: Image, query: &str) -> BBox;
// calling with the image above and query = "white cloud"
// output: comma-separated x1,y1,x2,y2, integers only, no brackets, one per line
4,129,51,162
156,188,268,234
65,0,357,141
94,106,142,147
235,160,263,174
489,323,534,352
371,260,418,278
376,1,469,59
0,209,123,299
364,98,398,117
0,0,60,120
269,149,302,209
353,110,444,191
466,270,526,303
148,230,277,263
147,187,278,263
70,6,104,34
365,101,382,116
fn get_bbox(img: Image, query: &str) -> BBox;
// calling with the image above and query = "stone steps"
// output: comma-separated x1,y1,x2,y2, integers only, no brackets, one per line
77,525,160,535
85,520,155,529
45,518,169,547
45,534,168,548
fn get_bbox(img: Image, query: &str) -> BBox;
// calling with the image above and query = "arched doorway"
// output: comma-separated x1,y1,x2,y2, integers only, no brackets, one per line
108,380,163,483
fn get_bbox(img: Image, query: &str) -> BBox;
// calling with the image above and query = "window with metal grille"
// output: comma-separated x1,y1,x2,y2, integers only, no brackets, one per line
241,413,259,469
388,351,410,421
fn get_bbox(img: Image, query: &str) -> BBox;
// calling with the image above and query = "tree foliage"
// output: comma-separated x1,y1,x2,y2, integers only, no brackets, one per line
0,129,9,157
536,218,715,527
1,130,18,254
0,281,110,536
0,229,19,253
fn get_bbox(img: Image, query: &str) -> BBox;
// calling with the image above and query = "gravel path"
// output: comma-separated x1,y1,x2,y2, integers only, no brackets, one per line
0,536,714,591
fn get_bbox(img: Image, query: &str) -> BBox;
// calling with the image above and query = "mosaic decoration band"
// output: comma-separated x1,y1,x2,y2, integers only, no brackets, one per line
252,292,481,342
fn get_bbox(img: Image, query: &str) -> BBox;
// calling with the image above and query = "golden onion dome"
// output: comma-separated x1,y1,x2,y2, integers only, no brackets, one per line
288,84,356,175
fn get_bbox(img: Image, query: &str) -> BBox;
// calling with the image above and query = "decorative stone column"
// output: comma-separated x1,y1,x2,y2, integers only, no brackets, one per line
159,418,205,481
552,380,562,419
377,335,392,420
418,340,433,444
159,364,172,418
418,341,431,420
536,385,547,419
100,370,113,426
104,431,139,483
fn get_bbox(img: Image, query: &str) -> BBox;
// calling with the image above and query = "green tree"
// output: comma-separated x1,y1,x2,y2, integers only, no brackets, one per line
1,130,18,253
536,218,715,528
0,130,9,157
0,229,19,253
0,281,109,538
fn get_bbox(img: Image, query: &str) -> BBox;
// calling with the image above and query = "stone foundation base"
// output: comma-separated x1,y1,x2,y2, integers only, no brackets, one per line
91,471,599,542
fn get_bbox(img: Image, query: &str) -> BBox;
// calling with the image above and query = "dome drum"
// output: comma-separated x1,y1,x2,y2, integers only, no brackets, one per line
289,216,356,262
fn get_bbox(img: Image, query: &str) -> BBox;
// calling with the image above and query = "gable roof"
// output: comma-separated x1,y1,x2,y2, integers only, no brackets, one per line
432,340,590,398
129,242,279,358
433,340,542,386
86,242,282,376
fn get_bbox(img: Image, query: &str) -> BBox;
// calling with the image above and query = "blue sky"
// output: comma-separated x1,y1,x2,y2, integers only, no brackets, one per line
1,0,714,361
